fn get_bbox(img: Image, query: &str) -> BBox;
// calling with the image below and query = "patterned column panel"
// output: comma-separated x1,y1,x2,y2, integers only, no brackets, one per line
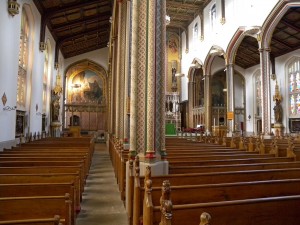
226,64,234,133
118,1,127,140
204,75,212,131
115,7,121,138
123,2,131,143
259,48,271,134
136,0,147,154
156,0,166,158
129,0,138,158
145,0,156,158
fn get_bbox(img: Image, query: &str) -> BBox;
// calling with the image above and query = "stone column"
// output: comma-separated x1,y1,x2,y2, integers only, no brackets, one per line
123,1,131,149
129,0,138,159
204,75,212,131
188,81,195,128
226,64,235,135
259,47,271,135
129,0,168,175
116,1,127,140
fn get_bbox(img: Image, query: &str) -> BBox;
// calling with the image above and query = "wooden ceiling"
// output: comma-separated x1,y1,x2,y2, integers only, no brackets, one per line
236,7,300,69
33,0,112,59
166,0,211,31
33,0,300,69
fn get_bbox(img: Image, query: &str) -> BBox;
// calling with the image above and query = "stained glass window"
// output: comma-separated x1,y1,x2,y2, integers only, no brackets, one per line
210,4,216,31
43,44,49,113
17,10,29,106
288,59,300,116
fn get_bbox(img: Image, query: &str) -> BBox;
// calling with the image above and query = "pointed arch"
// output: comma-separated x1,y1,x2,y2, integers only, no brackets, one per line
261,1,300,49
187,58,203,82
203,45,225,76
226,26,261,67
65,59,108,104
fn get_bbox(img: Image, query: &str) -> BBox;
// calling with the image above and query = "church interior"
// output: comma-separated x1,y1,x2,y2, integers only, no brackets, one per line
1,0,300,224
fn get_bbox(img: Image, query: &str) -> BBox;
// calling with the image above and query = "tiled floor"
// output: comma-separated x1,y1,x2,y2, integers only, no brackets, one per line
76,143,128,225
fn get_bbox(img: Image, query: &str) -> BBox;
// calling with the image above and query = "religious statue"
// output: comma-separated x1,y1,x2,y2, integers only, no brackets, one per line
273,98,283,124
272,80,283,124
171,67,177,92
51,95,60,122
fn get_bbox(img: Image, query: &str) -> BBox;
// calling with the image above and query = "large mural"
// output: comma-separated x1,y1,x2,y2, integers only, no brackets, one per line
69,70,104,104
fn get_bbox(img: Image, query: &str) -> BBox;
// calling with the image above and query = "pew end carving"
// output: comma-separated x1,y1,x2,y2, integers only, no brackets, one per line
199,212,211,225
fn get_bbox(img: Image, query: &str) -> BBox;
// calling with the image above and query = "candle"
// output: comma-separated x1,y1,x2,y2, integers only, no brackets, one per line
214,118,216,128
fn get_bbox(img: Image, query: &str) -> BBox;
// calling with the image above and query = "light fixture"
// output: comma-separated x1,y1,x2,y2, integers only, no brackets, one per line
175,73,184,77
72,84,81,89
8,0,20,17
39,42,46,52
109,16,113,23
166,15,170,25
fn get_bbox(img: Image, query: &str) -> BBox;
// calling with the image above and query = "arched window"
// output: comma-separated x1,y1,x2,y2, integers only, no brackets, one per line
288,58,300,116
43,43,50,113
193,23,198,43
210,3,217,31
17,10,29,106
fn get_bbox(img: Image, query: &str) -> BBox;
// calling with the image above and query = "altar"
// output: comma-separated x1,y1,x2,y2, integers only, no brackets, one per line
69,126,81,137
214,125,227,137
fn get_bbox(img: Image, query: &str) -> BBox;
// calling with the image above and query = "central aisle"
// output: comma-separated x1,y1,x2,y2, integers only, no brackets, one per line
76,143,128,225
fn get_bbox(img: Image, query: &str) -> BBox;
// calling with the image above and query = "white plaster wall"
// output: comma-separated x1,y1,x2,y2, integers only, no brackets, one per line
181,0,279,102
64,48,109,71
0,0,21,143
0,0,58,147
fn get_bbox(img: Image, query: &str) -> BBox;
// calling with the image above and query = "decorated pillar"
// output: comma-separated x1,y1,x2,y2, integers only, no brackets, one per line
188,80,195,128
259,47,271,135
128,0,168,175
226,64,235,135
123,1,131,147
117,1,127,140
204,75,212,131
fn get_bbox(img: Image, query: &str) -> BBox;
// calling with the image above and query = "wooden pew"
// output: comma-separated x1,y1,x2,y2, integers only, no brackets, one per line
168,156,294,166
153,195,300,225
131,166,300,225
0,167,82,212
0,173,81,215
144,178,300,206
0,183,75,224
0,157,89,178
0,160,88,180
0,194,72,225
169,161,300,173
0,215,62,225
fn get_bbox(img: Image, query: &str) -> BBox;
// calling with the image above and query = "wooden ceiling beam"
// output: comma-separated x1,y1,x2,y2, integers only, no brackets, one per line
51,14,111,32
45,0,111,18
272,36,293,49
281,18,300,33
167,1,200,11
168,12,194,21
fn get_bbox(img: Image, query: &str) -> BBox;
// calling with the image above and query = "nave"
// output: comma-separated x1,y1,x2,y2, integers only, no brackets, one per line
76,143,128,225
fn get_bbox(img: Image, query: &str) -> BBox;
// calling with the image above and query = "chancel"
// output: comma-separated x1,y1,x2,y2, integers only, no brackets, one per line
1,0,300,225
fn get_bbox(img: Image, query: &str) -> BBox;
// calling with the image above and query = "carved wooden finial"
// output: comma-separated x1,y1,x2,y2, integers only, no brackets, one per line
135,155,140,168
135,165,140,177
199,212,211,225
145,179,152,192
145,166,151,181
53,215,61,225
